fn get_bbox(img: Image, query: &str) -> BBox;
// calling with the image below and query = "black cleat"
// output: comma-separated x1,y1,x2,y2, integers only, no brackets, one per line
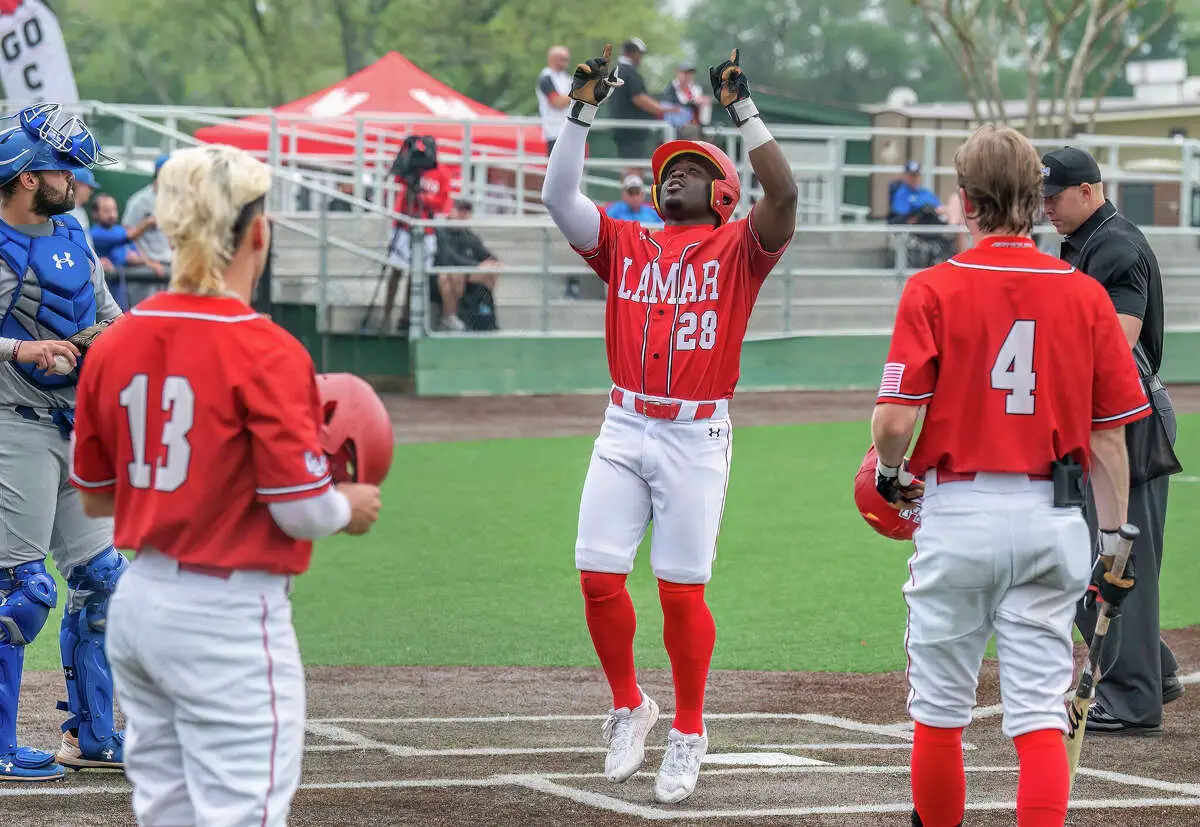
1085,703,1163,736
912,809,962,826
1163,672,1185,706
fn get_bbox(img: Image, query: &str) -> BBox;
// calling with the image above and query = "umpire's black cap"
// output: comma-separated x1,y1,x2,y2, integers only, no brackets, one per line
1040,146,1102,196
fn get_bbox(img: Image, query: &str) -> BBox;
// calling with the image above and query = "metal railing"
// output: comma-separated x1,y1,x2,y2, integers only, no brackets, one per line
25,101,1200,344
23,101,1200,227
297,212,1200,339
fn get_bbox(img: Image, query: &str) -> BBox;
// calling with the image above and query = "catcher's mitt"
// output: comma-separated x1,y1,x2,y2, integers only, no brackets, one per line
67,318,116,351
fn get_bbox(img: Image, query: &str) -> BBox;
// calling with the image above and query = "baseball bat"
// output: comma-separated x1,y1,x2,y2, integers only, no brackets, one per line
1064,521,1139,788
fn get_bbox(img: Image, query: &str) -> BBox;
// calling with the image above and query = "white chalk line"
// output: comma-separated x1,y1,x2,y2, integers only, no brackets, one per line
303,741,911,757
1077,768,1200,797
882,669,1200,729
3,763,1199,816
1171,475,1200,483
6,706,1197,819
308,712,915,732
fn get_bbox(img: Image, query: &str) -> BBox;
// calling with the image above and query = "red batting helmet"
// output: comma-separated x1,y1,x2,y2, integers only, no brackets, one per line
854,446,922,542
650,140,741,225
315,373,394,485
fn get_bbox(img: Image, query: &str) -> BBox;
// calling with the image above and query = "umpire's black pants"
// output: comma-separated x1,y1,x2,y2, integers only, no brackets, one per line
1075,384,1178,727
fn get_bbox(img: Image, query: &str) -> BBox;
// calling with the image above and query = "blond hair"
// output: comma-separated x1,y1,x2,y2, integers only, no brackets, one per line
953,124,1043,236
155,145,272,295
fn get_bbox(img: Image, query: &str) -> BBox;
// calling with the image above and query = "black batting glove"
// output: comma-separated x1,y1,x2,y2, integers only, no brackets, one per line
709,48,757,126
567,43,623,127
1083,533,1137,615
875,459,925,509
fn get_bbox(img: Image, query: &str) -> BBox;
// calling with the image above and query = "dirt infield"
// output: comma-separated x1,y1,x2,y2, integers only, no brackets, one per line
3,386,1197,825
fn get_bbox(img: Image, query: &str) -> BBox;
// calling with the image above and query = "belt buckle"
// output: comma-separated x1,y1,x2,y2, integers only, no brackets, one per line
641,399,678,420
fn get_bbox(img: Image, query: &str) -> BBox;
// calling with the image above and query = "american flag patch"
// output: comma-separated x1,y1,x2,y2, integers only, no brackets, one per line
879,362,905,395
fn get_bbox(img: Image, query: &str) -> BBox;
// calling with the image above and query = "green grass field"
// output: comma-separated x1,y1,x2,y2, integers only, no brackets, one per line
23,414,1200,674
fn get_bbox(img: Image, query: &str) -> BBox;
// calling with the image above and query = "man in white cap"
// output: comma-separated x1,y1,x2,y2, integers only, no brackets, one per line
604,174,662,224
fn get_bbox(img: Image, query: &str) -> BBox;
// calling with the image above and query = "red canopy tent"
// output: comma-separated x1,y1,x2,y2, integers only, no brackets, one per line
193,52,547,159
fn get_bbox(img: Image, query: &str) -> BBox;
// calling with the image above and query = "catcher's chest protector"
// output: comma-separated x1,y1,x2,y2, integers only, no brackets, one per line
0,215,98,389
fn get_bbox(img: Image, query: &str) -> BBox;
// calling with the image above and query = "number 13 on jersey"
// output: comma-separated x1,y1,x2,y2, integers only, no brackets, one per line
119,374,196,492
991,320,1037,415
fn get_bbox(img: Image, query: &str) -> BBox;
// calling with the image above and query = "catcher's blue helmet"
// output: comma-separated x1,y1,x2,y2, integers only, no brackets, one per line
0,103,114,187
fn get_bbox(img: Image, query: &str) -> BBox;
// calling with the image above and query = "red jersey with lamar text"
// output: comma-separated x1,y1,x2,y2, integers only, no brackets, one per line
70,293,333,575
574,207,791,400
877,237,1151,476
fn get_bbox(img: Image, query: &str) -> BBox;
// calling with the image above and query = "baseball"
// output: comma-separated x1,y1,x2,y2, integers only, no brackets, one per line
52,355,72,375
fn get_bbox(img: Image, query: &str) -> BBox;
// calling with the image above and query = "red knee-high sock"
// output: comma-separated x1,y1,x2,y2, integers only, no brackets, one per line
658,580,715,735
911,722,966,827
1014,729,1069,827
580,571,642,711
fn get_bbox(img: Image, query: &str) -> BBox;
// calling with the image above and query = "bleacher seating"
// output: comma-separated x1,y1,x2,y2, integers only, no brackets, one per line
268,213,1200,335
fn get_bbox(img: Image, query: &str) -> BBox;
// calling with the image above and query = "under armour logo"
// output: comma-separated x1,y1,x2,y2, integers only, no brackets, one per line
304,450,329,478
0,762,11,772
102,748,113,760
52,252,74,269
709,427,721,438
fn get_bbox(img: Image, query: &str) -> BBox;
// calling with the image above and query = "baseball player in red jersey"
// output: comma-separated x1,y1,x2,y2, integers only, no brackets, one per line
69,145,382,827
540,45,797,803
869,126,1151,827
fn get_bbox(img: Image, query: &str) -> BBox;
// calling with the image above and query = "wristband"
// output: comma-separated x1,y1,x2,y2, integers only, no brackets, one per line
1098,529,1120,556
739,117,773,152
0,338,18,362
567,100,598,127
876,458,915,487
727,98,759,126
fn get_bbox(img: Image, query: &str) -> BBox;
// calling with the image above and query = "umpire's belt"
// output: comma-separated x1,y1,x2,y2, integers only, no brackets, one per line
610,387,728,422
13,405,75,440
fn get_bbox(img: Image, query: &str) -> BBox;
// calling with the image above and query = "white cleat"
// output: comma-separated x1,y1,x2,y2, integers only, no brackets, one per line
601,691,660,782
654,727,708,804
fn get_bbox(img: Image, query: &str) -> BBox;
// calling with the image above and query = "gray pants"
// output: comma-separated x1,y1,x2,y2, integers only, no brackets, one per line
1074,385,1178,727
0,406,113,574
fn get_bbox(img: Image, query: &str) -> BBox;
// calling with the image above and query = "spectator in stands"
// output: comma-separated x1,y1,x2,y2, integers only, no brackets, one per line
887,160,947,224
90,194,162,274
122,154,173,266
433,199,500,332
661,62,712,139
605,175,662,223
537,45,573,156
381,157,453,330
608,38,676,166
67,167,97,230
328,179,356,212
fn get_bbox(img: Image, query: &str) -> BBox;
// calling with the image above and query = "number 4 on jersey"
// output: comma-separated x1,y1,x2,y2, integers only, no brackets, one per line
991,320,1036,415
119,374,196,491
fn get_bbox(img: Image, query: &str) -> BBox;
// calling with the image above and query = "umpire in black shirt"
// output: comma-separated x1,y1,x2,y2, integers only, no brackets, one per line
1042,146,1185,735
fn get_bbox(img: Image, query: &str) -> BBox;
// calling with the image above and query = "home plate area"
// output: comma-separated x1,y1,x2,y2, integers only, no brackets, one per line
294,708,1200,826
2,663,1197,826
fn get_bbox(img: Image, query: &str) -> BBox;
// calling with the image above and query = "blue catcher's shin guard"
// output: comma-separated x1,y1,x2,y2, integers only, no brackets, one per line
0,561,64,780
59,547,126,761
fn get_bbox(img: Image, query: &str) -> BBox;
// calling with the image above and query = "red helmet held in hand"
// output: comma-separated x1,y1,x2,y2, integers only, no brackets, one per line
854,445,922,542
315,373,394,485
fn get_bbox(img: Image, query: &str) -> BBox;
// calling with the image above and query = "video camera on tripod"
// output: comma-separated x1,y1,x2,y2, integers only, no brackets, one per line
390,134,438,188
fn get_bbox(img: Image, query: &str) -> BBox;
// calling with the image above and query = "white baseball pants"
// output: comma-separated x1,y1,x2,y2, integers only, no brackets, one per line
903,471,1092,739
107,550,305,827
575,391,733,585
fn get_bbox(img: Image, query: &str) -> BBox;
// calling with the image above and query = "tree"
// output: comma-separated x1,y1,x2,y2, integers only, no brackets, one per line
912,0,1179,137
682,0,1030,110
58,0,679,115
